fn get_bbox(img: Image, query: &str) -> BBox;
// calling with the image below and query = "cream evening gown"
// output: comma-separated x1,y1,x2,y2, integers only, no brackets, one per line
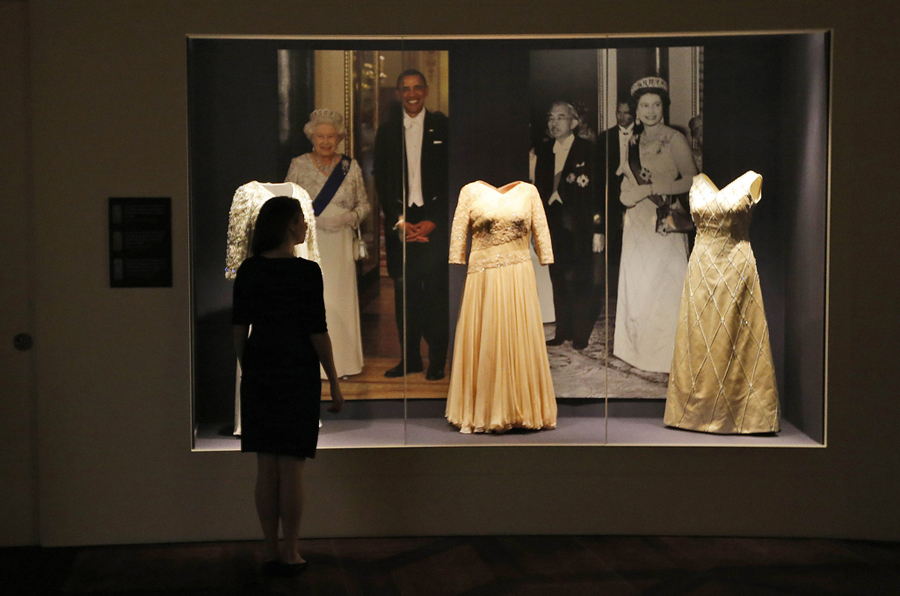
613,132,691,373
664,172,780,433
445,181,557,433
285,155,370,378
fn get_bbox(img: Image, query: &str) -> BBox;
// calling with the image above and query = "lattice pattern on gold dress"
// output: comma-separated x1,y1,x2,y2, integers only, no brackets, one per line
664,172,780,434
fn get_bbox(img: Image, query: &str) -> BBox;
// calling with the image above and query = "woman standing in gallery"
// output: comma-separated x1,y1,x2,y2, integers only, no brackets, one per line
232,196,344,576
613,77,698,373
285,109,370,378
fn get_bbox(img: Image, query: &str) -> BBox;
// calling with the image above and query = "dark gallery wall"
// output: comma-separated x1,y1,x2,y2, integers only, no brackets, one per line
0,0,39,546
2,0,898,546
778,34,829,443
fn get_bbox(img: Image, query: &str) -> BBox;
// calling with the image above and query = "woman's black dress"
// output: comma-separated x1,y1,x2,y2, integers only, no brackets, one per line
232,255,327,458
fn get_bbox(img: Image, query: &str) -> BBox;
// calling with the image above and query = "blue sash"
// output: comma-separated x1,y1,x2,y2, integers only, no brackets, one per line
312,155,351,216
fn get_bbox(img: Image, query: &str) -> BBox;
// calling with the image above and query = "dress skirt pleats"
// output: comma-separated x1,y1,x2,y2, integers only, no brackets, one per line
445,181,557,433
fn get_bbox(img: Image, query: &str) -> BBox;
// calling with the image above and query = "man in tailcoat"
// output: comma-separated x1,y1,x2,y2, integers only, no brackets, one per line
374,69,450,380
533,101,603,350
596,98,635,298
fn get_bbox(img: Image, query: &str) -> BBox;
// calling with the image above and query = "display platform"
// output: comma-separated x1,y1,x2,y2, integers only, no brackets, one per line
194,399,819,450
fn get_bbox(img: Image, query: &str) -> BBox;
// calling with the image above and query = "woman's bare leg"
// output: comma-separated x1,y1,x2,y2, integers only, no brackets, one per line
255,453,280,561
277,456,306,564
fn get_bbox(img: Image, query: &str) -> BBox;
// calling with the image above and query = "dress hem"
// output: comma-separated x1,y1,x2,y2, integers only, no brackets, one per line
663,421,780,435
448,420,558,434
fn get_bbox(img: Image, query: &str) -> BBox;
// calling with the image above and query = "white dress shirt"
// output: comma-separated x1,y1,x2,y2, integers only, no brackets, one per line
615,124,634,177
403,110,426,208
549,133,575,205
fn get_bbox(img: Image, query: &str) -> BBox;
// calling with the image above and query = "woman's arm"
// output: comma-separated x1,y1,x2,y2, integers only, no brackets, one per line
317,161,371,232
311,333,344,412
350,160,371,225
232,265,251,366
307,262,342,412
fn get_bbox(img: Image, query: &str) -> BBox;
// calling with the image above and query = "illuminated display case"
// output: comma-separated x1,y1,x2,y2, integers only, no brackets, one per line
189,32,828,450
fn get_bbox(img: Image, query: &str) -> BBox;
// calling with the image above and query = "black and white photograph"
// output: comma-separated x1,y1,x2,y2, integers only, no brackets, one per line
525,47,705,399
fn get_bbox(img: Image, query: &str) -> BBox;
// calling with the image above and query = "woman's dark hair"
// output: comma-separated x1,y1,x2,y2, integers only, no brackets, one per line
251,196,303,256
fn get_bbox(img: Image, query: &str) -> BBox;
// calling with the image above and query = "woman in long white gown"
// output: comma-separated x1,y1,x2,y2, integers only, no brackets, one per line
285,109,370,378
614,77,699,373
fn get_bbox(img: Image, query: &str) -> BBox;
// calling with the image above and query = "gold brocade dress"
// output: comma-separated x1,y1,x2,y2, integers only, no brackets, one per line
664,172,780,434
446,181,557,433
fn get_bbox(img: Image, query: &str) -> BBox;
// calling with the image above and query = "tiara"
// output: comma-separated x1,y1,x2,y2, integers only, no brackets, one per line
630,77,669,97
309,108,343,124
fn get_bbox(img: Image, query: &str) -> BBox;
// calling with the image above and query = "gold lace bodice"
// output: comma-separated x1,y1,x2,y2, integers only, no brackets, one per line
449,181,553,273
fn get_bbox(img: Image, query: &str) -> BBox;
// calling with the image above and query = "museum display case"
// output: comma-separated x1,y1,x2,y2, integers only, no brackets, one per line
189,32,828,450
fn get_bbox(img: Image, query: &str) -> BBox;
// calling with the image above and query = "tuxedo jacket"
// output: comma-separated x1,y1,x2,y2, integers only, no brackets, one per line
533,135,601,265
374,109,449,278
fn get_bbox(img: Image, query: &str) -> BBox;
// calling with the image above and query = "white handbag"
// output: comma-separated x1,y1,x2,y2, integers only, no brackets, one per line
353,226,368,261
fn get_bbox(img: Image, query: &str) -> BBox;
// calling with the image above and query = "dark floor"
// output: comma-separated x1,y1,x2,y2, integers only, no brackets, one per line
5,536,900,595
